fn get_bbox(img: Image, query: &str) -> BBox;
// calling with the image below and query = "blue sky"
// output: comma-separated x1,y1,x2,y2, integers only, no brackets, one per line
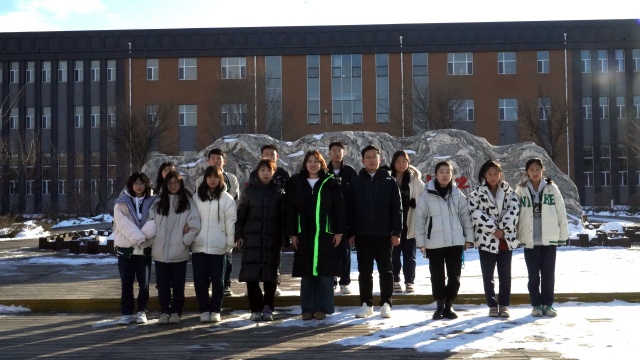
0,0,638,33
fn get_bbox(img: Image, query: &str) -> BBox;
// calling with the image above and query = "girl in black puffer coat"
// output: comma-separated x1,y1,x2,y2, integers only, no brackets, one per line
236,159,286,321
286,150,346,320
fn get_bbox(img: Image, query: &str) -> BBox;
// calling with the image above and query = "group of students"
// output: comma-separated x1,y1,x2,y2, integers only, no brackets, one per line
112,141,568,325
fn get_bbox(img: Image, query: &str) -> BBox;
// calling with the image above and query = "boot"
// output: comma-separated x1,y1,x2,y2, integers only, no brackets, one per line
442,298,458,319
432,300,445,320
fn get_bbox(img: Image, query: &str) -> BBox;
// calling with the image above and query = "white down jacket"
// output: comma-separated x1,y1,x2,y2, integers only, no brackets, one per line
404,165,425,240
414,180,474,249
113,192,156,255
191,191,237,255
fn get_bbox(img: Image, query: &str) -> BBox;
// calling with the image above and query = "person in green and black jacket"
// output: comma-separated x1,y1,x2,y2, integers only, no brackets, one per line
287,150,346,321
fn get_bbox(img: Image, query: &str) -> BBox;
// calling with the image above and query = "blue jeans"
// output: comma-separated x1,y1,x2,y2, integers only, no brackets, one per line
117,254,151,315
524,246,557,306
337,238,351,285
300,276,335,314
392,235,416,284
479,249,512,307
192,253,226,313
155,260,188,316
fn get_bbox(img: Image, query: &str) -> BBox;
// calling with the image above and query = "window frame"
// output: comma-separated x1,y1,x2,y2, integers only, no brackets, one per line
497,52,517,74
498,98,518,121
537,51,550,73
447,52,473,75
178,58,197,80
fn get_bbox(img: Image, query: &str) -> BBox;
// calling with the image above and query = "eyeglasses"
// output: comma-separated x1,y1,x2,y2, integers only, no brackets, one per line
167,180,180,186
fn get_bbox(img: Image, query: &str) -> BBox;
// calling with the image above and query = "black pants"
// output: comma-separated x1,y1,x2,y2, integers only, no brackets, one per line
246,281,277,312
155,260,188,316
117,254,151,315
224,252,233,288
524,245,557,306
338,237,351,285
479,248,512,307
425,246,463,301
355,235,394,307
192,253,226,313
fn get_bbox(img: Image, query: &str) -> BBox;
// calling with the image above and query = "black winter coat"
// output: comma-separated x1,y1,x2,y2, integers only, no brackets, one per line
236,178,285,283
286,170,346,277
348,168,403,237
327,162,357,237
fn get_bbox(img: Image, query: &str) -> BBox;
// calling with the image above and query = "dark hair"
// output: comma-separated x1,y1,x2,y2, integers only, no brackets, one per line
256,159,277,172
328,141,345,151
154,161,175,194
477,160,503,183
197,165,225,201
208,148,226,159
300,150,328,174
525,158,544,171
126,172,151,197
390,150,410,177
261,144,278,154
434,160,454,195
155,171,191,216
361,144,380,158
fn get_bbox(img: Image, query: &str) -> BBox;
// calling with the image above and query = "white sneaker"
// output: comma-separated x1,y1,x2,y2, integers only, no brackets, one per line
275,286,282,296
355,302,374,318
405,283,415,293
168,313,181,324
135,311,147,324
250,312,262,321
117,315,134,325
393,282,403,293
380,303,391,318
200,312,211,323
211,312,221,322
158,313,170,325
340,285,352,294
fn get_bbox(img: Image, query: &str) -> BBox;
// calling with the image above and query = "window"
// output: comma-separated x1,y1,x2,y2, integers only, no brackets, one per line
74,60,83,82
58,61,67,82
331,54,363,124
450,99,475,121
146,59,158,80
25,107,34,129
633,49,640,72
582,97,592,119
598,50,608,73
26,62,34,83
307,55,320,125
599,97,609,119
221,104,247,126
412,53,429,132
498,52,517,74
581,50,591,73
74,179,83,194
42,180,51,195
91,106,100,128
10,62,19,83
616,96,626,119
178,104,197,126
538,98,551,120
634,96,640,118
9,181,17,196
375,54,389,123
91,179,98,194
9,108,18,129
58,180,66,195
90,61,100,82
107,109,116,127
584,145,594,187
41,107,51,129
107,60,116,81
26,181,34,196
448,53,473,75
499,99,518,121
615,49,625,72
618,144,628,186
108,179,115,195
42,61,51,83
178,58,196,80
74,106,83,128
265,56,283,138
537,51,550,73
601,145,611,186
221,57,246,79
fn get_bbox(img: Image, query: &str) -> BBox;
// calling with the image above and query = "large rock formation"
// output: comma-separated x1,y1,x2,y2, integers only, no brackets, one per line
142,129,581,219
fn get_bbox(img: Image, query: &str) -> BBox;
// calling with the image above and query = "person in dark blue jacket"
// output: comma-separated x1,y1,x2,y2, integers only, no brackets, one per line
348,145,402,319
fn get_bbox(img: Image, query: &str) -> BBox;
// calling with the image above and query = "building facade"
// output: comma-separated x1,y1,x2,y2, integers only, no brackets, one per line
1,20,639,213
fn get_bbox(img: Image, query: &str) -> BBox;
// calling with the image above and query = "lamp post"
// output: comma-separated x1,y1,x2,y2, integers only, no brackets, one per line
400,36,405,138
128,42,132,175
564,33,570,178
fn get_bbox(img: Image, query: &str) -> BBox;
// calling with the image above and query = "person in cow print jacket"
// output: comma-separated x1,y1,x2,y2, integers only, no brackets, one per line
467,160,520,318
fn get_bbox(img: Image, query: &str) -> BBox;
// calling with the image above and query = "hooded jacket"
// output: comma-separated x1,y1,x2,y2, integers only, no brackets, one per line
515,179,569,248
414,179,473,249
149,194,201,263
192,190,237,255
113,191,156,254
236,177,286,283
286,170,346,277
348,167,402,238
467,180,520,253
402,165,425,239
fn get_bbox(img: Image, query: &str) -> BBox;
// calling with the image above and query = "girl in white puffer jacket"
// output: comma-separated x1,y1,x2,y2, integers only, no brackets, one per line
191,165,237,323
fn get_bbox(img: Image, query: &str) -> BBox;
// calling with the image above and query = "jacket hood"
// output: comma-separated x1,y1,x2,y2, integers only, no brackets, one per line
426,179,461,196
408,165,422,182
115,189,151,204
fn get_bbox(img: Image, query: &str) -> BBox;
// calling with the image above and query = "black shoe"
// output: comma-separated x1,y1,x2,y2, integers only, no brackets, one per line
432,300,445,320
442,299,458,319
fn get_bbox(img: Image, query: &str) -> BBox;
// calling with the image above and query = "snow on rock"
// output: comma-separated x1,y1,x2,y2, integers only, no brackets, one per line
0,305,31,314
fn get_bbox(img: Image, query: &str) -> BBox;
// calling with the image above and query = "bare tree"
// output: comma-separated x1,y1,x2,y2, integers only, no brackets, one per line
517,86,570,162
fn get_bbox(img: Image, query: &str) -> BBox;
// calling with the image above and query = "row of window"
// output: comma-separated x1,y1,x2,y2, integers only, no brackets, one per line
581,96,640,119
580,49,640,73
8,178,115,196
146,57,247,81
583,144,636,187
6,106,116,129
1,60,116,84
